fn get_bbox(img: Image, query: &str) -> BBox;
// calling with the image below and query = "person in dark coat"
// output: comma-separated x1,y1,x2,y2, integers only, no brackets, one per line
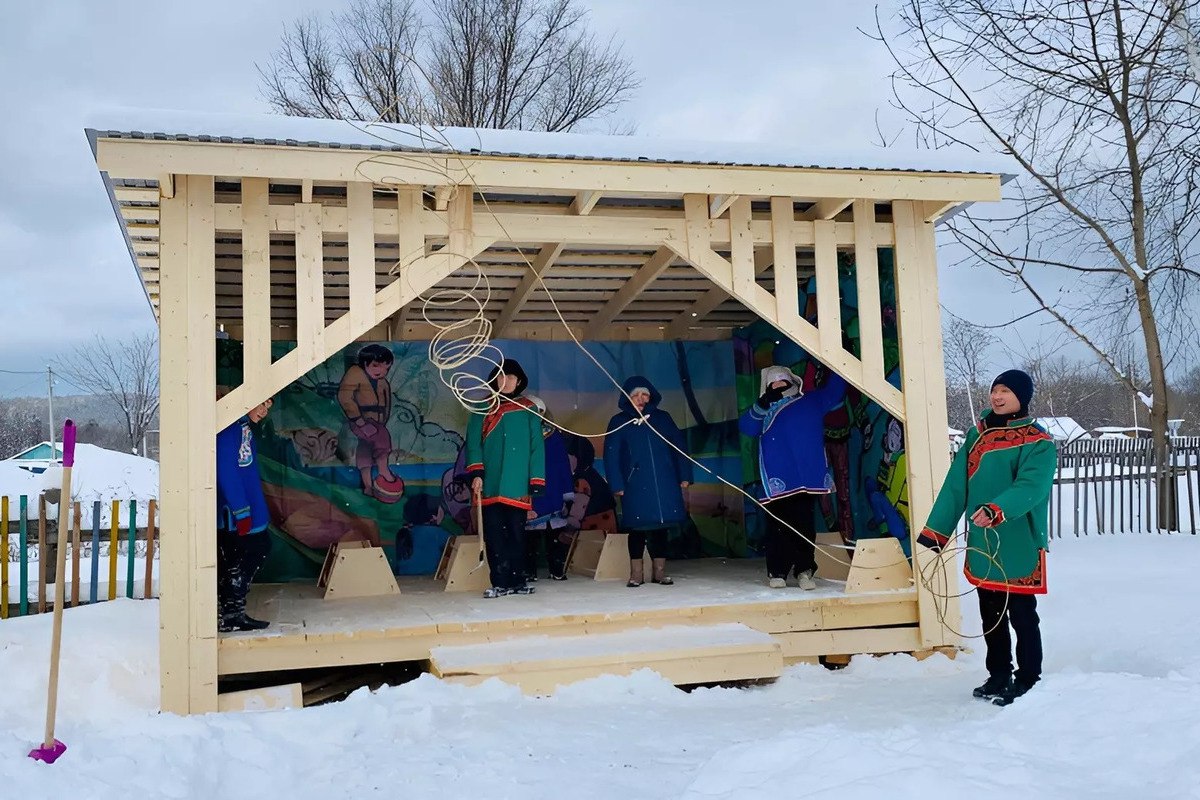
523,396,575,581
603,376,692,587
739,364,847,590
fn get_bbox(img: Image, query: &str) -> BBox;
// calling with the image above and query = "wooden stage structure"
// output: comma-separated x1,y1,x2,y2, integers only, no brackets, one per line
85,112,1005,713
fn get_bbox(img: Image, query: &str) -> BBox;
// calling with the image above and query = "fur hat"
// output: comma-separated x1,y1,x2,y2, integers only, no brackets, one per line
759,365,804,398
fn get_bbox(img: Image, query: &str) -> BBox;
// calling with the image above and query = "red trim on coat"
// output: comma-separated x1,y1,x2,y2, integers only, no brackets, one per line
920,527,950,547
966,424,1053,479
480,496,533,511
481,397,536,440
965,549,1047,595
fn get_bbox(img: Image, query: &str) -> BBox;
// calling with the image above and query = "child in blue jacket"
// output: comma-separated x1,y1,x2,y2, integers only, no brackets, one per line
216,395,274,631
740,365,846,589
523,396,576,581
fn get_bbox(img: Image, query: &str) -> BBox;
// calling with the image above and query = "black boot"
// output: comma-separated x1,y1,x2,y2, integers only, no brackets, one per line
972,675,1012,700
219,612,270,632
992,679,1036,706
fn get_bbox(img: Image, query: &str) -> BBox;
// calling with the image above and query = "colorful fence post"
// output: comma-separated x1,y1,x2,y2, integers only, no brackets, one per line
19,496,29,617
144,499,156,600
1,496,8,620
70,502,81,608
90,501,101,605
126,499,137,599
37,494,47,613
108,499,119,601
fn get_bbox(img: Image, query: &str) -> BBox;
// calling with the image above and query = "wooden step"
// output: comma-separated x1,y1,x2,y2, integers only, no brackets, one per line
429,622,783,695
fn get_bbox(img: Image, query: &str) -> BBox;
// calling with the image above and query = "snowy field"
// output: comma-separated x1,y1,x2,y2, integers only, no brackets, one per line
2,534,1199,799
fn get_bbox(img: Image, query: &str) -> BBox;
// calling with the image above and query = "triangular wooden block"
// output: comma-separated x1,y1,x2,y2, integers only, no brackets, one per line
566,531,651,582
435,534,491,593
813,531,853,582
321,541,400,600
844,537,913,594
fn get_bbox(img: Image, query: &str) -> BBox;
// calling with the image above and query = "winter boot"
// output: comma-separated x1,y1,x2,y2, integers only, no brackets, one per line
768,577,787,589
511,585,537,595
992,679,1036,706
219,612,270,632
972,675,1012,700
797,569,817,591
483,586,512,599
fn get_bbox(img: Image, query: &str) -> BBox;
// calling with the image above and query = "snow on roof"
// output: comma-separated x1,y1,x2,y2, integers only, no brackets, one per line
1037,417,1091,442
85,107,1018,177
1093,426,1150,433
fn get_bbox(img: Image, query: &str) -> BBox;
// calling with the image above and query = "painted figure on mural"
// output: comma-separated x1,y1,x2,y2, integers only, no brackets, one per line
215,390,274,632
604,376,692,588
740,364,847,590
522,395,576,582
564,434,618,534
338,344,404,501
392,493,449,575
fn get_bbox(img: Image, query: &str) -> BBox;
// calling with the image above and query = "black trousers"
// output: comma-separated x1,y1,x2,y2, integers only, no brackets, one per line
627,527,669,560
483,504,528,590
764,493,817,579
217,530,272,617
978,588,1043,686
525,522,570,578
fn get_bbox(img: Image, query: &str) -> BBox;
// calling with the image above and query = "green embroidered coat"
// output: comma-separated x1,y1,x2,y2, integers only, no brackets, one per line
465,397,546,510
920,413,1056,594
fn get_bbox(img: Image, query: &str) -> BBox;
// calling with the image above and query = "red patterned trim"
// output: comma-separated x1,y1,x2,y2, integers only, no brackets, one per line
481,397,537,439
480,496,533,510
965,549,1047,595
920,527,950,547
465,462,483,473
529,477,546,486
966,424,1053,479
978,503,1005,528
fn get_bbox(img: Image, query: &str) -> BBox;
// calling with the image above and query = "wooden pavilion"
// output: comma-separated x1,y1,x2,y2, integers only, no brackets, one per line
87,112,1004,714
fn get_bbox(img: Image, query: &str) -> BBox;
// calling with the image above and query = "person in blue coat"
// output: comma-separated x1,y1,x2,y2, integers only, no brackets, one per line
216,394,274,632
604,376,692,587
523,396,576,581
740,365,846,590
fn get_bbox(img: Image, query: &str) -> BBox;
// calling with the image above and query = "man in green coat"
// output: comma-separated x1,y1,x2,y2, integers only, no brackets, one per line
466,359,546,598
918,369,1056,706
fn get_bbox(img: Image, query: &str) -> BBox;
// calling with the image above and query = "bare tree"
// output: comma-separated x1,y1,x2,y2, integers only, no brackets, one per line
880,0,1200,527
942,312,997,420
55,334,159,455
258,0,638,132
0,403,43,458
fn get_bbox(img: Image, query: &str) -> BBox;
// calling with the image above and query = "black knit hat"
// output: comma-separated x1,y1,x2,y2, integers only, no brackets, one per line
992,369,1034,411
486,358,528,397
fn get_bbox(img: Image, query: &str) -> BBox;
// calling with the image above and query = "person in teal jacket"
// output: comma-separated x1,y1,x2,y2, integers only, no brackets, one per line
465,359,546,598
918,369,1056,706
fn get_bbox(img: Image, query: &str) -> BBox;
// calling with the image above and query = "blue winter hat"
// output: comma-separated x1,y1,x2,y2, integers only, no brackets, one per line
992,369,1034,410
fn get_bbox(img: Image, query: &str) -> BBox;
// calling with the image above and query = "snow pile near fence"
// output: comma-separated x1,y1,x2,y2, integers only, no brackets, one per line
2,534,1198,798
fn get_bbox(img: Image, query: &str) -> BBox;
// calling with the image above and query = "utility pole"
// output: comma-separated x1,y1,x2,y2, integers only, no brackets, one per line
47,366,56,460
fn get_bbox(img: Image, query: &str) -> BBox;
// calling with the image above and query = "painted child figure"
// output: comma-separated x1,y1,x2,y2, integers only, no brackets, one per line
338,344,401,498
523,395,575,581
918,369,1056,706
465,359,546,598
739,364,847,590
216,394,274,632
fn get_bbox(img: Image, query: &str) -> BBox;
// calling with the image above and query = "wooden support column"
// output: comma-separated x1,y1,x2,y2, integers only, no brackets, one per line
892,200,960,649
770,197,799,328
347,182,377,334
813,219,841,358
853,200,886,388
240,178,271,379
295,202,325,364
729,197,761,311
159,174,219,714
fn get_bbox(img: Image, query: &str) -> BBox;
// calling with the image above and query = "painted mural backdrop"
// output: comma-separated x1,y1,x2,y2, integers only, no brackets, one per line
734,248,911,557
217,339,744,581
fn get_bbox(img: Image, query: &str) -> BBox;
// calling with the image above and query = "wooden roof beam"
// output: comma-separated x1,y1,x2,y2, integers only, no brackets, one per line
570,190,601,215
801,198,852,221
492,243,566,338
708,194,737,219
583,246,674,338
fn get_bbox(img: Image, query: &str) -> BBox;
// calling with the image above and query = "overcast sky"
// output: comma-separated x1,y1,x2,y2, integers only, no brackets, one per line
0,0,1046,396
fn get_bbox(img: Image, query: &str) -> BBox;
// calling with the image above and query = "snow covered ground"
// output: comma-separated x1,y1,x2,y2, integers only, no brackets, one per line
2,534,1198,799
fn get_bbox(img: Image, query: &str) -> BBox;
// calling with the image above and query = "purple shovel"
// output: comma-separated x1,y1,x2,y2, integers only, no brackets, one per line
29,420,76,764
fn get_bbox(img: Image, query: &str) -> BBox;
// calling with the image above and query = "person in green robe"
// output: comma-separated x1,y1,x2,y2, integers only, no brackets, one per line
918,369,1056,706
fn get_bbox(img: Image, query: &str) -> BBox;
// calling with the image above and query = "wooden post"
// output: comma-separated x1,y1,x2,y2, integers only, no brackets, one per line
159,174,220,714
19,496,29,616
108,499,119,601
1,496,8,619
69,502,81,608
891,200,960,649
38,495,47,613
240,177,272,386
89,501,101,605
144,499,157,600
126,499,137,599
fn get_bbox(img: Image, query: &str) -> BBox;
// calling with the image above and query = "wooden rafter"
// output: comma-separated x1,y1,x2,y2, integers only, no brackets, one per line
570,190,601,215
493,243,566,338
583,246,674,338
801,198,852,221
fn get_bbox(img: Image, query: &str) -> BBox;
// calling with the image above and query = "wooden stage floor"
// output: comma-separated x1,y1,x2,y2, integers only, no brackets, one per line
224,558,921,677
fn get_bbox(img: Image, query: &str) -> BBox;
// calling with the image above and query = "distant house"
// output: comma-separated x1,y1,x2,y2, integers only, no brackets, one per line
948,426,966,452
1093,426,1152,439
3,441,65,473
1037,417,1091,443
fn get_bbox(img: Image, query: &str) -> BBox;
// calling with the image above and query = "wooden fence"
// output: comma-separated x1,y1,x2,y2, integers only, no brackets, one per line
0,496,158,619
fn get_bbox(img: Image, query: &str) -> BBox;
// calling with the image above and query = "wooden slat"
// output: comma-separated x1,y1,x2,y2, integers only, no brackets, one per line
729,197,759,307
770,196,799,326
583,247,674,338
241,177,271,384
801,198,853,221
814,219,841,358
493,243,565,338
294,202,325,368
570,190,601,215
347,182,377,334
853,200,886,388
